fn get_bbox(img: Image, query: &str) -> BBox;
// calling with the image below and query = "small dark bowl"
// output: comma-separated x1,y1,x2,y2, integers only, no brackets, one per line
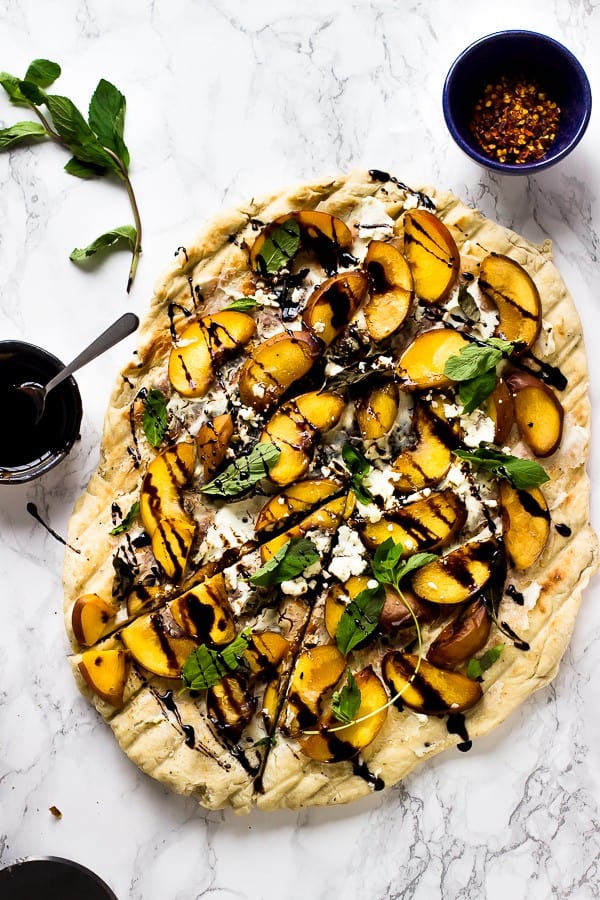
443,30,592,174
0,857,117,900
0,340,82,484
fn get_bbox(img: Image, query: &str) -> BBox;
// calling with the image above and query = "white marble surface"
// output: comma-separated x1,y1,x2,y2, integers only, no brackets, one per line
1,1,599,897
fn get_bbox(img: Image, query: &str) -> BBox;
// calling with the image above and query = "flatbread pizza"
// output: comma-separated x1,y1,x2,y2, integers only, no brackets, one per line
63,169,598,813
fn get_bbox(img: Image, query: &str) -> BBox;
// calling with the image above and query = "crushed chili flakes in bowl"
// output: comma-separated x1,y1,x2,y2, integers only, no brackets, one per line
470,76,561,164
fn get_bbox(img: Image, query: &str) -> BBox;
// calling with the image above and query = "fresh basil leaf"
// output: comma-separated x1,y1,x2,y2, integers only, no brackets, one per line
201,442,280,498
336,584,385,655
458,368,497,414
256,219,301,275
225,297,258,312
45,94,118,173
466,643,505,680
250,538,319,586
70,225,137,261
64,156,109,178
457,283,480,322
88,78,130,169
110,501,140,535
0,121,47,150
342,442,373,504
454,446,550,489
142,388,168,447
332,669,362,724
181,630,251,690
0,71,28,104
24,59,61,88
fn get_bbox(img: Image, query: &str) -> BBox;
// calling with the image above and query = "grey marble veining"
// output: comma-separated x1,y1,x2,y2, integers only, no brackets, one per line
1,1,600,898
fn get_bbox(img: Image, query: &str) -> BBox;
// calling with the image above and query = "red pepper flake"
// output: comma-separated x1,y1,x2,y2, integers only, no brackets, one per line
469,75,561,164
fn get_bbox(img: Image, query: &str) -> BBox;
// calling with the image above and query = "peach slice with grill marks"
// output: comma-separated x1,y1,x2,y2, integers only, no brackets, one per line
244,631,291,676
255,478,341,536
298,666,389,762
260,492,354,563
355,382,399,440
260,390,346,486
485,377,514,445
363,240,413,340
396,328,469,391
250,211,354,274
382,651,482,714
360,490,467,555
121,608,198,679
410,539,497,605
427,599,492,669
169,573,236,646
302,272,369,346
207,675,257,742
168,311,256,398
284,644,347,734
499,481,550,570
324,577,435,640
238,330,322,412
403,209,460,304
71,594,116,646
505,370,564,457
478,253,541,353
392,402,452,492
78,648,130,707
196,414,234,480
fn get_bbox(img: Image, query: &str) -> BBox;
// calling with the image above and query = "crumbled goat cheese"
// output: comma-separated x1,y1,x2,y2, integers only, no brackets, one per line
281,578,308,596
461,409,496,448
328,525,368,581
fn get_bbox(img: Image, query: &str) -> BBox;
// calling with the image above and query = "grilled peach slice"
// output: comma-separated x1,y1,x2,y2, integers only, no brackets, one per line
168,311,256,398
121,609,198,679
169,573,236,646
356,382,399,440
260,390,346,486
411,539,496,605
485,377,514,445
255,478,341,536
505,370,564,457
499,482,550,570
196,414,234,480
397,328,469,390
244,631,291,676
151,515,196,582
72,594,116,646
363,240,413,340
250,210,353,273
360,490,467,555
382,651,482,714
392,403,452,491
403,209,460,304
298,666,388,762
285,644,347,733
479,254,541,353
207,674,257,741
427,599,492,669
238,330,322,412
261,492,354,562
302,272,369,345
78,648,130,707
324,578,435,639
126,583,163,618
140,441,195,537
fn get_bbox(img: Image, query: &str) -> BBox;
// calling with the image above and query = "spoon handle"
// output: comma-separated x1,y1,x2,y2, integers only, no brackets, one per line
45,312,139,394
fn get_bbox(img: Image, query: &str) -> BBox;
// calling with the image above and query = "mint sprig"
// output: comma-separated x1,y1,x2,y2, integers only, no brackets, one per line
142,389,168,448
332,669,362,724
341,442,373,504
249,538,319,586
444,338,514,414
110,501,140,535
466,643,505,680
454,446,549,489
181,630,251,691
201,442,280,498
256,219,301,275
0,61,141,290
336,583,385,655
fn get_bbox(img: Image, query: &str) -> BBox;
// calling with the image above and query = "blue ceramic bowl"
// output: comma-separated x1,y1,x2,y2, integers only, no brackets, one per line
443,31,592,174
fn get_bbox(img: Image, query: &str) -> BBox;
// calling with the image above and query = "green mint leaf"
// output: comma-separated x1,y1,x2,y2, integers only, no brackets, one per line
444,343,504,382
336,584,385,655
395,552,439,582
24,59,61,88
142,388,168,447
342,442,373,504
250,735,277,749
88,78,130,169
256,219,301,275
250,537,319,586
181,630,251,690
17,80,46,105
372,537,405,584
466,643,505,680
201,442,281,498
70,225,137,261
45,94,118,172
0,121,47,150
0,71,28,105
486,338,515,354
332,669,362,724
454,446,550,489
225,297,258,312
457,283,480,322
458,368,497,414
109,501,140,535
64,156,109,178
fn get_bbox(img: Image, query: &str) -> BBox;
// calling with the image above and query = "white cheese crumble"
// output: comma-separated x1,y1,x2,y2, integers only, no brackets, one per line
460,409,496,448
328,525,368,581
281,578,308,596
363,466,399,507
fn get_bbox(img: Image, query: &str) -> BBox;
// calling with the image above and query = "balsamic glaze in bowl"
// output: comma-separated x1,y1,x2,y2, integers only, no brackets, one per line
0,340,82,484
0,857,118,900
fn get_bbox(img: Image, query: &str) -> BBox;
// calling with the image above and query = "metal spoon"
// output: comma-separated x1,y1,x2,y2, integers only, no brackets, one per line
17,312,139,423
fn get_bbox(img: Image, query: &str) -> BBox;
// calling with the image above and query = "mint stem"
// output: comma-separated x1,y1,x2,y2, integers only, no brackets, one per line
101,146,142,292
